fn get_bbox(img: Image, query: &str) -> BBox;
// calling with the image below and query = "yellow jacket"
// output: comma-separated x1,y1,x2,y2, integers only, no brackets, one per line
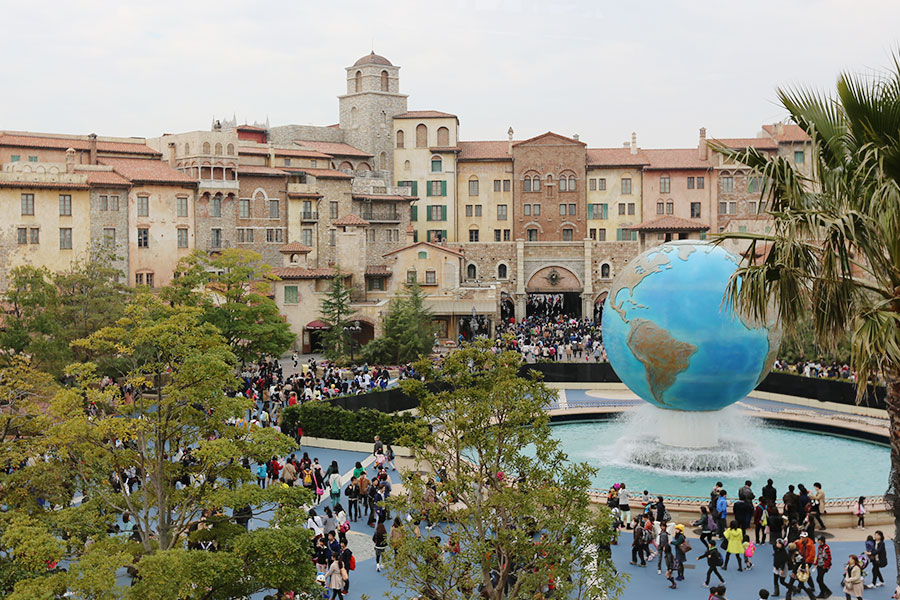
724,527,744,554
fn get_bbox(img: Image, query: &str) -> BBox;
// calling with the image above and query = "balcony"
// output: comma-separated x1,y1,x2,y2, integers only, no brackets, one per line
207,239,232,252
288,182,312,194
300,211,318,222
198,179,240,192
363,211,402,224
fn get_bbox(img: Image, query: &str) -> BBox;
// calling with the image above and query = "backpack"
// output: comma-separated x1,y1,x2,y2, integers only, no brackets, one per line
331,475,341,495
303,471,312,485
711,549,723,566
348,554,356,570
256,465,266,479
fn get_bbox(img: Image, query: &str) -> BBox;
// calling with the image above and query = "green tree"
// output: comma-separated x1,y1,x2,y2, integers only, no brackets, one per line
362,282,436,364
319,271,355,360
715,54,900,579
388,342,622,600
165,249,295,365
0,295,316,598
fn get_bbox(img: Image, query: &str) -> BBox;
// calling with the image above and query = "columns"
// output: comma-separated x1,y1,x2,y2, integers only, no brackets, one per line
515,239,526,320
582,238,593,319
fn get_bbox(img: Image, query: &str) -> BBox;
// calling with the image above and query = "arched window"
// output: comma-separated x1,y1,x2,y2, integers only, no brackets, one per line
467,264,477,279
381,70,389,91
431,156,442,173
351,106,358,127
214,143,223,155
601,264,611,278
498,263,508,279
437,127,449,147
358,162,371,171
416,124,427,148
202,142,211,154
355,70,362,92
404,160,410,170
226,143,234,155
532,175,541,191
657,201,665,215
568,175,576,191
379,152,387,170
396,130,405,148
559,177,567,192
184,143,190,155
338,161,353,171
666,201,674,214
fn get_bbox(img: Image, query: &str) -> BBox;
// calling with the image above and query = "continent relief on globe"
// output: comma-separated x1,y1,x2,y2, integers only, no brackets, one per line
626,318,697,406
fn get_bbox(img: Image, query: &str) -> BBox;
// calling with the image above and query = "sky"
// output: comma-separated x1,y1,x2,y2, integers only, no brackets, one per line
2,0,899,149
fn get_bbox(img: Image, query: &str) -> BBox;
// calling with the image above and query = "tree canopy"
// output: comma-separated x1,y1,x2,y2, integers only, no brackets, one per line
318,271,356,361
362,282,436,364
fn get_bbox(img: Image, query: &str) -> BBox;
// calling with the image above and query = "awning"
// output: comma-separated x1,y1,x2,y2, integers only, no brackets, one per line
426,299,496,316
305,320,330,330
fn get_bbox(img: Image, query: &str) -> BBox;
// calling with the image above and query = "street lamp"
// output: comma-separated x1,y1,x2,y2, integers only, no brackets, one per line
343,320,362,362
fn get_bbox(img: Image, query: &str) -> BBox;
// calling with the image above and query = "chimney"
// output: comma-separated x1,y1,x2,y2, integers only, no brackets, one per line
623,142,630,148
507,127,514,155
631,132,637,155
776,122,784,136
267,147,275,168
698,127,708,160
167,142,177,167
65,148,75,173
406,224,415,244
572,133,579,141
89,133,98,165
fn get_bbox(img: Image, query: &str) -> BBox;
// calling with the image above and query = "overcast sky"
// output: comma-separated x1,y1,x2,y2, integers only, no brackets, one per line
2,0,898,149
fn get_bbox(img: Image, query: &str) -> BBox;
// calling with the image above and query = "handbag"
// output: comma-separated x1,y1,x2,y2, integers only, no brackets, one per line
679,539,692,553
339,521,350,533
720,538,728,550
316,486,323,496
796,565,810,582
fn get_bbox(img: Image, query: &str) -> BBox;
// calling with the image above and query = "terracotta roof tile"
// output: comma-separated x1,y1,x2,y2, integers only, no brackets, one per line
332,213,370,226
457,141,512,161
625,215,710,232
278,242,312,254
710,137,777,151
512,131,586,147
0,133,159,155
236,124,267,131
238,145,333,159
352,194,417,202
98,157,196,185
301,168,353,180
762,124,810,142
383,241,464,258
84,170,132,187
271,267,347,279
293,140,371,158
642,148,711,170
586,148,649,167
353,52,392,67
393,110,457,119
0,180,89,190
236,165,288,176
365,265,392,276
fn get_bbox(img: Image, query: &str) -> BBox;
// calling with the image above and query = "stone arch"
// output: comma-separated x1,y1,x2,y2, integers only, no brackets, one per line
525,265,582,293
338,160,353,171
497,261,509,279
350,106,358,127
466,263,477,279
437,126,449,147
415,124,427,148
593,290,609,322
214,143,223,155
355,70,362,92
523,221,544,232
380,70,389,91
357,162,371,171
252,187,268,202
396,129,404,148
202,141,211,154
184,142,190,155
600,262,611,279
403,160,410,170
226,143,235,155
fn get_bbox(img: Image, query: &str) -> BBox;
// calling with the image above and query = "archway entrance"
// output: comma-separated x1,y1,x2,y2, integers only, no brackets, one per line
500,295,515,324
525,266,583,319
593,291,608,323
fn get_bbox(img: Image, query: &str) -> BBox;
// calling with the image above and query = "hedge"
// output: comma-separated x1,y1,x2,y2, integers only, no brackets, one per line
281,401,421,446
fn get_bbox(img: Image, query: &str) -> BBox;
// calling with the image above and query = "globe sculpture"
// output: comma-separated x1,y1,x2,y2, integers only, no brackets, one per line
601,241,781,461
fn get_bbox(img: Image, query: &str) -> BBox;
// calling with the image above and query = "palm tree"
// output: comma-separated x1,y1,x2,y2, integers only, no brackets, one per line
715,54,900,580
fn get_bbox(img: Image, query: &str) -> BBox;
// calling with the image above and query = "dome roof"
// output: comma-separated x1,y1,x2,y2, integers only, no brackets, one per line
353,51,393,67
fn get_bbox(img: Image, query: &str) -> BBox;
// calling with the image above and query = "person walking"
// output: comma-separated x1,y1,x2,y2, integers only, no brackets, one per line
697,541,725,588
773,538,791,598
372,522,388,572
629,516,647,567
663,544,677,589
656,522,670,574
842,554,864,600
786,542,816,600
816,535,833,599
346,476,360,522
812,482,827,530
854,497,866,529
755,498,769,545
326,556,347,600
619,483,632,527
723,520,744,572
696,505,716,549
866,530,886,589
672,523,688,581
716,490,729,539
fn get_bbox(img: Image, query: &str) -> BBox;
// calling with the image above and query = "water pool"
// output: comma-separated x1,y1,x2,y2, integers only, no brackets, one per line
549,415,889,500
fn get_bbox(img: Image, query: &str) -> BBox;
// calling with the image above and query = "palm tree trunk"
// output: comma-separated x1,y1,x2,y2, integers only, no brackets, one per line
884,368,900,586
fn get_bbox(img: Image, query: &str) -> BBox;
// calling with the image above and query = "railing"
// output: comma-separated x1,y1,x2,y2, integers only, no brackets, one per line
300,211,318,221
587,491,888,510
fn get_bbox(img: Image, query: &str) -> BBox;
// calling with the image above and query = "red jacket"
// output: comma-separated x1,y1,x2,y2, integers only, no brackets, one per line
796,537,815,564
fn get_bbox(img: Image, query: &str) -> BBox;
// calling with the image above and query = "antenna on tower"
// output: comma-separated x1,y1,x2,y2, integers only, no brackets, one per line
371,38,374,52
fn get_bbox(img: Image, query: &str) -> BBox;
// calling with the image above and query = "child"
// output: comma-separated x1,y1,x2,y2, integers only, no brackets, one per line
855,496,867,529
697,541,725,587
743,534,755,570
758,590,769,600
663,544,676,589
374,448,386,471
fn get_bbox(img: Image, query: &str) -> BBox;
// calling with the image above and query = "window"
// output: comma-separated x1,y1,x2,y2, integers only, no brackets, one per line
428,205,445,221
498,263,508,279
437,127,449,147
398,180,417,196
475,205,482,217
618,203,626,216
30,228,39,244
424,270,436,285
589,228,596,240
589,178,597,191
28,156,37,163
687,176,695,189
616,228,637,241
21,193,34,216
237,228,254,243
494,230,502,242
109,195,119,211
532,203,540,216
503,180,511,192
748,176,762,193
729,201,737,214
415,124,427,148
601,264,611,278
559,203,566,216
407,269,417,284
10,155,19,162
431,156,442,172
598,178,606,191
396,130,405,148
301,229,313,247
410,205,418,221
665,202,673,215
523,204,531,216
17,228,27,244
625,203,633,215
690,202,701,218
329,230,336,246
493,180,501,192
210,228,222,248
597,228,606,241
283,158,291,167
269,199,280,219
136,195,149,217
503,229,510,241
137,228,149,248
532,176,541,192
145,273,154,288
559,177,567,193
469,229,479,242
284,285,299,304
367,277,385,291
562,228,574,241
100,195,108,211
211,195,222,217
177,196,188,218
719,201,728,214
794,150,805,164
266,228,284,243
468,179,479,196
569,203,576,215
310,160,317,168
527,229,538,241
497,204,507,220
660,176,670,194
59,194,72,216
427,230,446,242
722,176,734,193
366,229,375,242
466,264,477,279
59,228,72,250
135,273,144,286
621,178,632,194
427,180,446,196
697,176,705,189
177,228,189,248
657,201,665,215
239,199,250,218
327,201,337,219
465,204,473,217
99,228,115,247
588,203,608,220
749,201,757,214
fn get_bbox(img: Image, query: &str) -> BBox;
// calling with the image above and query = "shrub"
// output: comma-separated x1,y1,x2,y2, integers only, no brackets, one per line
281,401,421,446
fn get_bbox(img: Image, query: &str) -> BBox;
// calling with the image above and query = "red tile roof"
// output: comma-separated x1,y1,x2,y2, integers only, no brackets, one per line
762,124,810,143
332,213,370,226
352,194,417,202
272,267,347,280
0,180,89,190
429,146,460,153
457,141,512,161
84,170,132,187
238,145,333,159
586,148,649,167
278,242,312,254
365,265,392,276
710,137,777,151
98,157,197,185
236,165,288,176
302,168,353,180
0,133,159,156
287,192,323,199
512,131,586,147
625,215,710,232
393,110,457,119
383,241,464,258
293,140,371,158
236,124,267,131
642,148,711,170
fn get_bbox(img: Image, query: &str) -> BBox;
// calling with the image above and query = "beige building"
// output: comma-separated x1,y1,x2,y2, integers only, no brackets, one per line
456,139,514,248
585,139,648,243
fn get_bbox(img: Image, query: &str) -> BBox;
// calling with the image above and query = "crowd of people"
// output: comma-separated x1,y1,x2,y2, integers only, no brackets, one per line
493,315,607,362
773,359,856,382
606,479,888,599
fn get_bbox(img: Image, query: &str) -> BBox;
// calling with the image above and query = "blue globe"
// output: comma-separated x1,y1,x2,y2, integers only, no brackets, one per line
601,241,780,412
